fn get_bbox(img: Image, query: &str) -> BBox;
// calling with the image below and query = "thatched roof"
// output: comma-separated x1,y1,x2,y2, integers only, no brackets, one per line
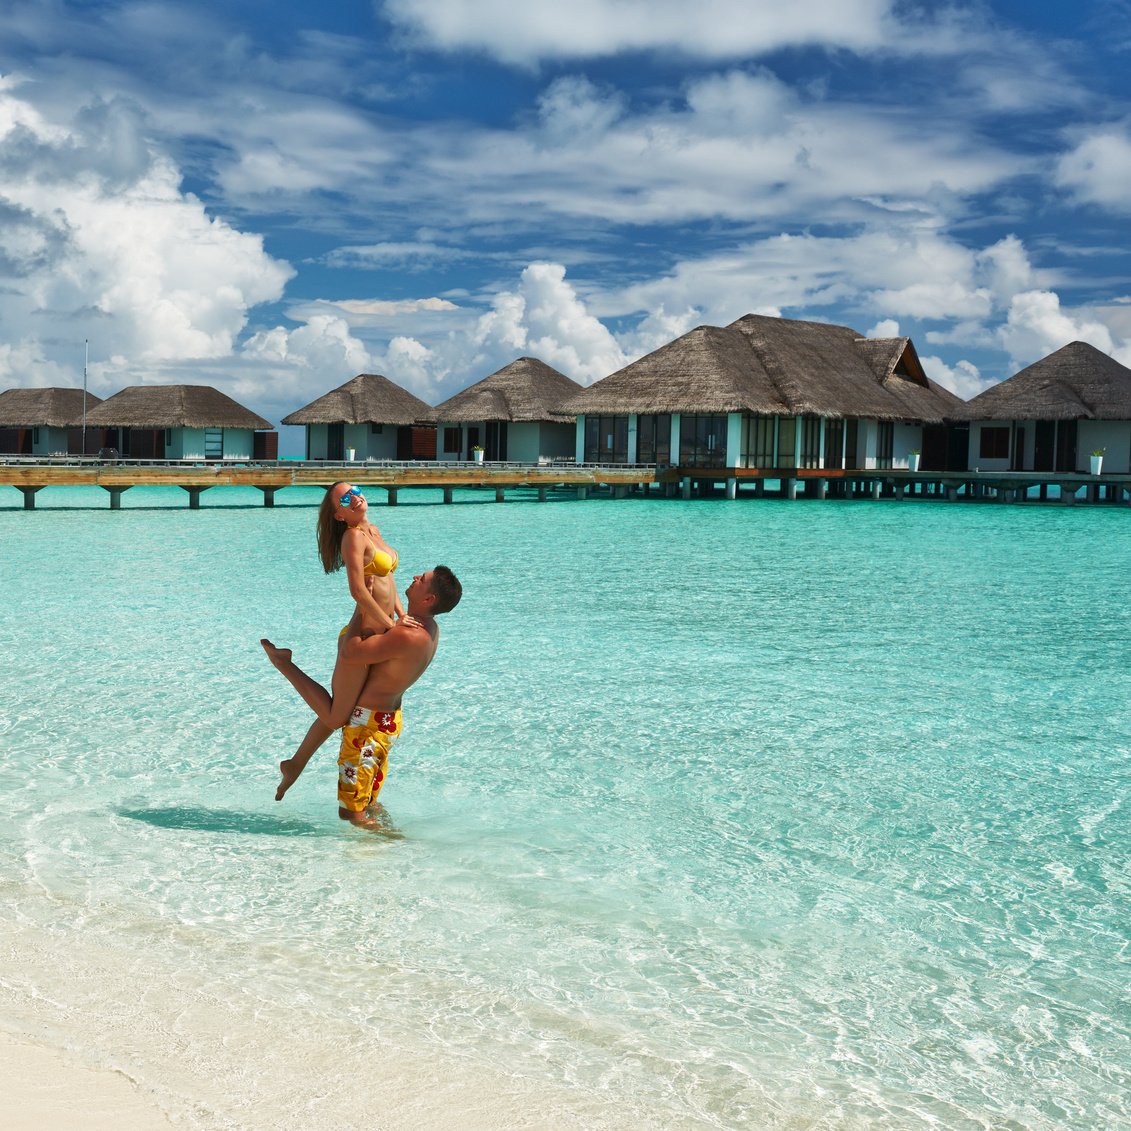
964,341,1131,421
84,385,272,429
0,387,103,427
281,373,434,426
560,315,962,424
433,357,584,423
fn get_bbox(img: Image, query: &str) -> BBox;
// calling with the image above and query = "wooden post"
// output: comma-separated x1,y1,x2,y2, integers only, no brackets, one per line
726,477,737,500
386,487,398,506
495,487,505,503
19,486,44,510
259,487,275,507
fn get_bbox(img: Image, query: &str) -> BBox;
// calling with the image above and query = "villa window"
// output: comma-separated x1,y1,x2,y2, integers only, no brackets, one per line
584,416,629,463
824,419,844,470
205,428,224,460
876,422,894,469
799,416,822,470
636,414,671,465
979,427,1010,459
742,416,774,469
443,427,462,453
776,417,796,468
679,415,727,468
370,422,383,434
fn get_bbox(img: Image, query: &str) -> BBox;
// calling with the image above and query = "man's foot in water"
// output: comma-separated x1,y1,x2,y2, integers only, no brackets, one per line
276,758,300,802
260,639,292,672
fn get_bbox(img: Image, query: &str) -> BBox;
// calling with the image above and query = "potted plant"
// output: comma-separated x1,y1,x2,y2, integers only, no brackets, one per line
908,449,921,473
345,447,356,462
1090,448,1106,475
472,445,485,464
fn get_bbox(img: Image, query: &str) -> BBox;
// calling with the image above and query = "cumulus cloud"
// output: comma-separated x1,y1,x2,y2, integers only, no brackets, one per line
920,356,991,399
0,80,293,398
998,291,1118,369
866,319,900,338
473,263,628,384
1056,125,1131,213
382,0,896,65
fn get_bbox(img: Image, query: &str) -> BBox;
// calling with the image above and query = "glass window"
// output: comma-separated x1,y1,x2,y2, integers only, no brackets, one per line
824,419,844,470
741,416,774,469
876,422,894,469
443,427,462,453
799,416,821,470
979,427,1010,459
776,417,796,468
584,416,629,463
679,415,728,468
370,422,383,434
205,428,224,460
636,414,671,465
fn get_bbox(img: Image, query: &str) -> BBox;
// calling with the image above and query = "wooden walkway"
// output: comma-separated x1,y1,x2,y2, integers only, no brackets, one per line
0,458,656,508
2,458,1127,508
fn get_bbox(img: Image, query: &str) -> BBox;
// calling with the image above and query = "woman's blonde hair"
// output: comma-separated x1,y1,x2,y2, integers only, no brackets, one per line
316,482,352,574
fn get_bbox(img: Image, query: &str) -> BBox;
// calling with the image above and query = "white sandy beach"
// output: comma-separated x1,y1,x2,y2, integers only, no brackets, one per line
0,1031,173,1130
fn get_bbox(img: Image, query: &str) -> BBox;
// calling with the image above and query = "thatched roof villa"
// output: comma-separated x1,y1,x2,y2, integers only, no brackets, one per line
84,385,273,460
432,357,582,461
282,373,436,461
962,341,1131,473
0,387,104,455
560,314,968,472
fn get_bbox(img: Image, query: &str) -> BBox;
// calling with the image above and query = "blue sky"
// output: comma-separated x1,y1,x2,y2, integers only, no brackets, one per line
1,0,1130,454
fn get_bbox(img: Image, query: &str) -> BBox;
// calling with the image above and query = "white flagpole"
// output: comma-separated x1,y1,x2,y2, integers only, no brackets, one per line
82,340,88,453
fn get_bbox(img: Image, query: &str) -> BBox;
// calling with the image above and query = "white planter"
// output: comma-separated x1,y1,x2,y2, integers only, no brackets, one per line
473,450,484,464
908,453,921,473
346,448,356,461
1090,455,1103,475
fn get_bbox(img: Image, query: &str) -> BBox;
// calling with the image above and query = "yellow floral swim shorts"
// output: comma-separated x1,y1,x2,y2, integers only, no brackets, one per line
337,706,402,812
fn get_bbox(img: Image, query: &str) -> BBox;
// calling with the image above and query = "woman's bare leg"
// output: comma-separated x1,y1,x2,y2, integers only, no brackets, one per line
263,641,370,800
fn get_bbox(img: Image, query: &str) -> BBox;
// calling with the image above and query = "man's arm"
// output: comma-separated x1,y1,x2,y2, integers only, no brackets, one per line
340,623,420,665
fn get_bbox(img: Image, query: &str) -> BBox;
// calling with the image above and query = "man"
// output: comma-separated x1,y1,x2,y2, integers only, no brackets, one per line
263,566,462,829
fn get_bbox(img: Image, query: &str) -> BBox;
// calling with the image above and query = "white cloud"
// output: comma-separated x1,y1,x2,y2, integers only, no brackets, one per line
0,81,293,396
382,0,896,65
920,356,992,399
866,319,900,338
1056,125,1131,213
474,263,628,384
998,291,1117,369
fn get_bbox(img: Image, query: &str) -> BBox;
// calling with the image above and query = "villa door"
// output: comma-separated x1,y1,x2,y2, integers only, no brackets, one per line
466,426,479,458
1034,420,1055,471
327,422,344,461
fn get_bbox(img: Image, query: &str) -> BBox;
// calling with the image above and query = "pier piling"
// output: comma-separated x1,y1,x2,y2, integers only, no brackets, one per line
495,487,505,503
386,487,398,506
443,487,453,504
816,478,827,500
577,486,587,501
871,481,881,500
726,478,737,500
102,485,132,509
537,486,547,502
681,478,691,500
19,486,43,510
258,487,275,507
785,477,798,500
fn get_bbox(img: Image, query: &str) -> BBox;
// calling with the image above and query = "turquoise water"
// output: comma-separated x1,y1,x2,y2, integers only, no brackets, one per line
1,485,1129,1130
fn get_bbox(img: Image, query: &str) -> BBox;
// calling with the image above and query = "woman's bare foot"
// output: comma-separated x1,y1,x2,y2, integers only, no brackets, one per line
276,758,299,801
260,639,292,671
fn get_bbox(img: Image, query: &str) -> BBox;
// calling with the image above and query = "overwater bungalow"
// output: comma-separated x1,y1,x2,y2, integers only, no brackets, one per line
433,357,582,462
0,387,104,455
962,341,1131,473
559,314,968,473
282,373,436,461
83,385,274,459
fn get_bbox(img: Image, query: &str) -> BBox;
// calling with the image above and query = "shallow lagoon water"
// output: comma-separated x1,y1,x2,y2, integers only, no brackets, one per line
1,485,1129,1129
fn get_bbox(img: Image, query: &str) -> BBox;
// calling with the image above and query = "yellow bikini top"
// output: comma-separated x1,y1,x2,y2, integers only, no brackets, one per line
351,525,398,576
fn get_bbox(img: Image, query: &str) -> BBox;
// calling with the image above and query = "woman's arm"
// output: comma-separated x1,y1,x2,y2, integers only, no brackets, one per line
341,529,396,630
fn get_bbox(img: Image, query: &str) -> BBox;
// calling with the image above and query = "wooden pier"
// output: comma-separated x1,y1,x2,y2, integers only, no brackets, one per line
2,458,1128,508
0,457,656,509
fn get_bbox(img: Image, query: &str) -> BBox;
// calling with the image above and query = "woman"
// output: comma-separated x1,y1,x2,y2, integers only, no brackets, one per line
266,481,417,800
